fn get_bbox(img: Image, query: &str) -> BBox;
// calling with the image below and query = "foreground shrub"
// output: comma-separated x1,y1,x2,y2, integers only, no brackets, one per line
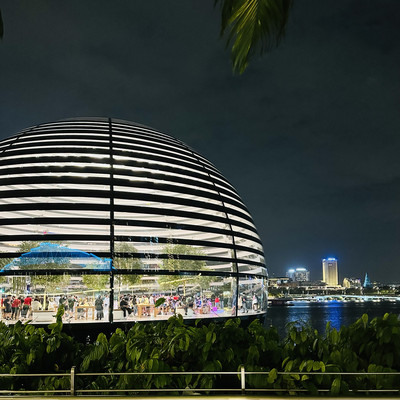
0,311,399,394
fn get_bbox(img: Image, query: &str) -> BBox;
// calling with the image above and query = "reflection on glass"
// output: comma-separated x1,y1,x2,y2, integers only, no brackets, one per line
161,244,207,271
0,242,111,271
112,274,234,320
113,242,143,270
0,273,110,323
238,276,267,315
0,241,265,324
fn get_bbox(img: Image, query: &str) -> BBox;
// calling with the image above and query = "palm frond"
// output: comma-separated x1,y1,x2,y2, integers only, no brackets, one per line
215,0,236,35
216,0,293,74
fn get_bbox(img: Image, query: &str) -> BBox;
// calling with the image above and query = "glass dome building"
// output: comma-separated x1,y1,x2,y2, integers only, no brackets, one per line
0,118,267,323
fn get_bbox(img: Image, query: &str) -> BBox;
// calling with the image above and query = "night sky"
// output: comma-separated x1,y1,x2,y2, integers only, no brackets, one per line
1,1,399,283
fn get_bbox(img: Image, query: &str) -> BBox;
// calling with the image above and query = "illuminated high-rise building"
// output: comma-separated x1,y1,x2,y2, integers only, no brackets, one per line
322,258,338,286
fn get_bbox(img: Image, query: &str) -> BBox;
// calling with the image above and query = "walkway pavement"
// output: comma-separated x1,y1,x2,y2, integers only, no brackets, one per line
0,397,397,400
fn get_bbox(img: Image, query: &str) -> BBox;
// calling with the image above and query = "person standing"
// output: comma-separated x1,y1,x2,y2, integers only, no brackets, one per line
3,295,12,320
95,295,104,320
132,295,137,316
103,294,109,320
215,296,220,309
11,296,21,320
242,294,248,313
238,294,243,312
22,295,32,319
119,296,132,318
67,296,76,319
58,295,67,314
252,294,258,311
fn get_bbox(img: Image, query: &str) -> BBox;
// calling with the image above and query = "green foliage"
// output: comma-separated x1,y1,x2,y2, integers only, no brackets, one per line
0,251,12,270
159,244,214,292
17,241,71,293
82,275,109,291
161,244,206,272
0,306,81,392
155,297,166,307
114,242,142,287
1,313,400,394
9,276,28,293
216,0,293,73
31,274,70,293
19,241,42,254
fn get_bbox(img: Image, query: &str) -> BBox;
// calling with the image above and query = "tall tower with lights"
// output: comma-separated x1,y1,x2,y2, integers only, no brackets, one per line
322,258,338,286
363,273,372,288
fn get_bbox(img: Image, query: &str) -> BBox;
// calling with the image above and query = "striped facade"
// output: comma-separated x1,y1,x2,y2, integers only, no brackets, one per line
0,118,267,320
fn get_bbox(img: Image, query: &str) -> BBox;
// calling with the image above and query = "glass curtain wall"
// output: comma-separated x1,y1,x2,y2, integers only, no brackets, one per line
0,118,267,324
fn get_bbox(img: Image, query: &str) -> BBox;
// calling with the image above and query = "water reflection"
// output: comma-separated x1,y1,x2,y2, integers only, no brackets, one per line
321,301,343,331
267,300,400,337
286,301,311,326
283,301,346,333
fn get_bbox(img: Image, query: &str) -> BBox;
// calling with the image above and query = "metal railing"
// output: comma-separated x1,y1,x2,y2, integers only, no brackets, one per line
0,367,399,396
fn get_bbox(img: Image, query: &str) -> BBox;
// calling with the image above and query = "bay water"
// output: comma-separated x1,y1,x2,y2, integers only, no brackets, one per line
266,300,400,337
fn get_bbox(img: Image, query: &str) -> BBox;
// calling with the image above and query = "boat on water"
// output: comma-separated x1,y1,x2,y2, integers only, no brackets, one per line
268,298,294,306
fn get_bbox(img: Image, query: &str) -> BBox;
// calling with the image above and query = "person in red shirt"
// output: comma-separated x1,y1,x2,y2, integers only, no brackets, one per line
215,296,220,309
11,296,21,319
22,295,32,319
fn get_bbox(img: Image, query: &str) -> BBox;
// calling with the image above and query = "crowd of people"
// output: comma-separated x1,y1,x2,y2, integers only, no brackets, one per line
1,294,42,320
1,291,261,322
117,293,226,319
0,294,109,321
238,293,260,313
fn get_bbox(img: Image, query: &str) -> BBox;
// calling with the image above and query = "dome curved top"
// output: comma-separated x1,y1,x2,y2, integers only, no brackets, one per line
0,118,266,277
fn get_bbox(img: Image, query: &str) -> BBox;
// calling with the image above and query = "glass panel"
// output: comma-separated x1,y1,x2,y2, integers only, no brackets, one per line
114,194,226,218
114,211,230,231
0,242,111,271
114,241,234,272
0,223,109,237
230,223,262,241
238,276,268,315
112,274,235,320
114,226,233,245
238,262,267,275
235,249,265,265
0,273,110,324
234,237,263,252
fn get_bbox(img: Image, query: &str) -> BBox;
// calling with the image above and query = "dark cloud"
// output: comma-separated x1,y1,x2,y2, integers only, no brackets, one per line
1,0,400,282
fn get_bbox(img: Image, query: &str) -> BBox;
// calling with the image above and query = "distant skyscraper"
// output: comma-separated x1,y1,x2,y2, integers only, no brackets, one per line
287,267,310,282
322,258,338,286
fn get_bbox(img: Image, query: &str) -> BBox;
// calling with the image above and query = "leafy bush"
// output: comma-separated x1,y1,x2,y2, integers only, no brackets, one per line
0,307,81,391
1,311,400,394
